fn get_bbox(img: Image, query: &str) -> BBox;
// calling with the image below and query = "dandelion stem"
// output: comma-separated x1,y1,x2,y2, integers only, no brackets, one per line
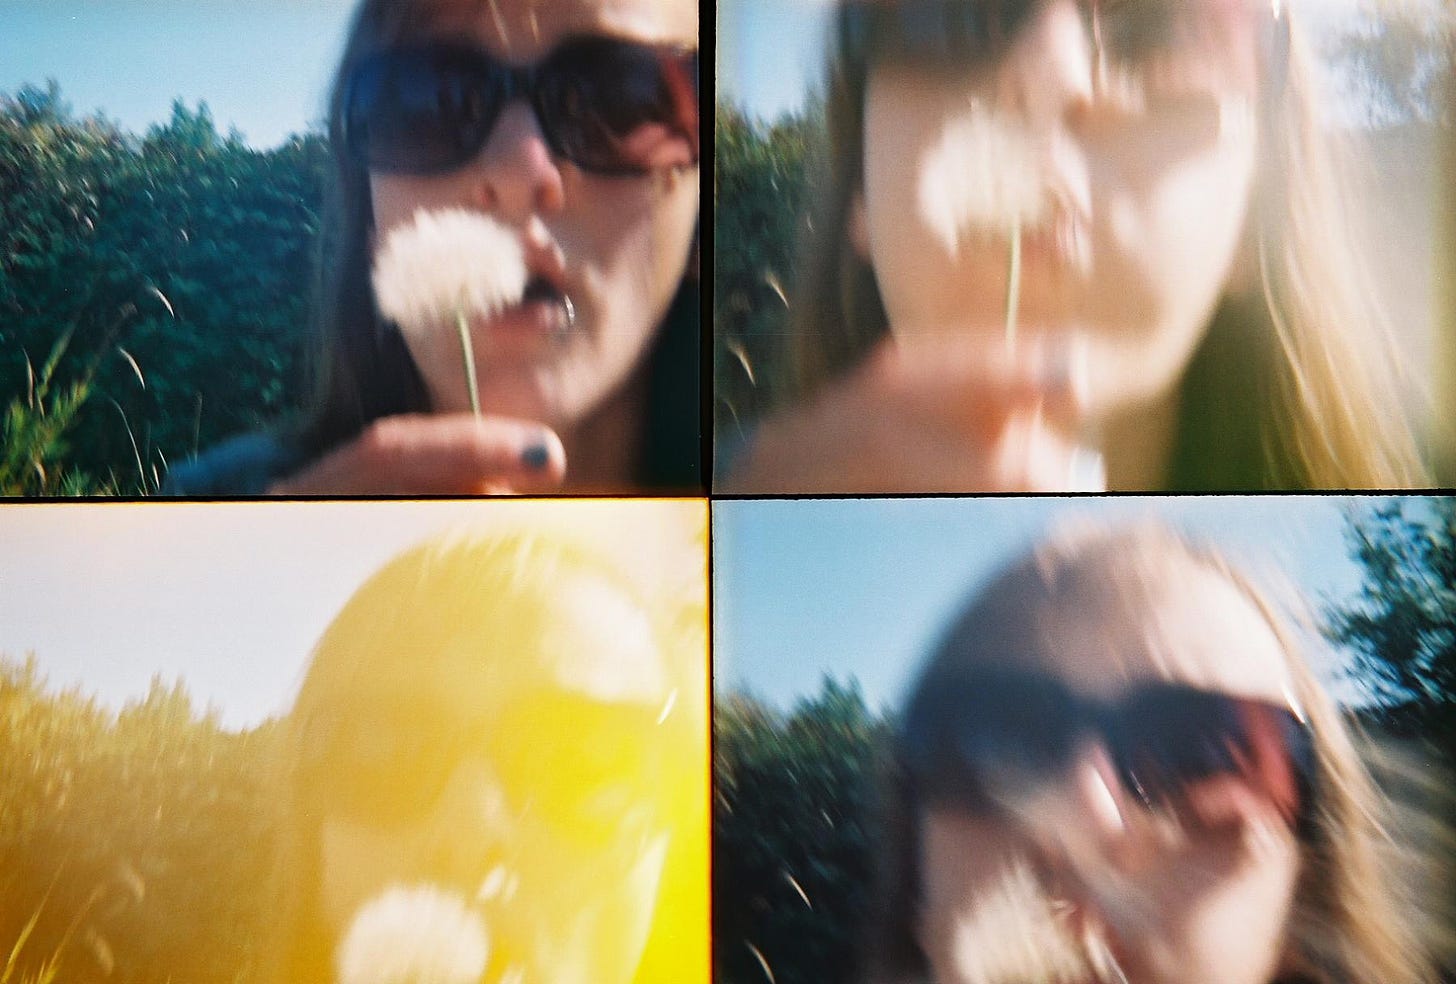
456,302,482,418
1004,215,1022,350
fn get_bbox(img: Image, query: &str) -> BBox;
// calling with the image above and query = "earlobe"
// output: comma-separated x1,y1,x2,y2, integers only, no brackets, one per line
849,191,871,260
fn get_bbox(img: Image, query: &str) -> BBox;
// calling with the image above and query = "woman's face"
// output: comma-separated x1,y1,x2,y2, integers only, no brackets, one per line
368,0,699,428
312,568,679,984
915,564,1305,984
857,0,1265,424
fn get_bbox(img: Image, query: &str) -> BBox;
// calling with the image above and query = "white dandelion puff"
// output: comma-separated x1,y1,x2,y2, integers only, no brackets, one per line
918,108,1046,347
372,207,528,415
335,884,489,984
947,860,1095,984
373,207,527,338
918,107,1046,256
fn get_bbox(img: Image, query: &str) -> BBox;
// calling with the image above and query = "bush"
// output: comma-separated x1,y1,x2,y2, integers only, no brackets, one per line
713,102,820,444
713,679,886,984
0,83,328,493
0,655,280,983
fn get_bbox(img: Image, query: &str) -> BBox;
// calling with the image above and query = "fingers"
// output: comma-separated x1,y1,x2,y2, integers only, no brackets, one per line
268,414,567,496
867,331,1091,433
734,398,1103,495
1178,777,1294,860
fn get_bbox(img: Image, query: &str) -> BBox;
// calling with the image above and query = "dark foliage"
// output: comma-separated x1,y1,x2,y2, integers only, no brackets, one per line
0,82,328,492
713,102,819,447
1326,498,1456,751
714,679,887,984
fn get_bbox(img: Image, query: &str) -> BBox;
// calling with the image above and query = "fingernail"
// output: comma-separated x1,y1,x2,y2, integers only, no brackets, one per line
520,442,550,471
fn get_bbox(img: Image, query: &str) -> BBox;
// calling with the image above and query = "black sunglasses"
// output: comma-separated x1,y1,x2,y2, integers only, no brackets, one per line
342,36,699,177
298,695,668,839
842,0,1034,67
841,0,1288,84
901,668,1316,832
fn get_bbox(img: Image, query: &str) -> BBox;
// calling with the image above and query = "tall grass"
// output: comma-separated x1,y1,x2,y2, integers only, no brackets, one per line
0,327,103,496
1,325,164,496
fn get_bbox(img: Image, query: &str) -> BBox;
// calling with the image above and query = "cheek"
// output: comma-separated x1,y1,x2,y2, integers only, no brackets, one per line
1175,834,1300,984
318,821,420,937
1114,130,1256,311
862,82,1008,336
506,826,668,983
915,812,1024,956
1084,127,1256,408
568,169,697,331
370,173,473,240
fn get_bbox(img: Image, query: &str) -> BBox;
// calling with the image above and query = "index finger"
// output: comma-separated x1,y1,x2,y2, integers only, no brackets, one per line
272,414,566,496
866,332,1090,432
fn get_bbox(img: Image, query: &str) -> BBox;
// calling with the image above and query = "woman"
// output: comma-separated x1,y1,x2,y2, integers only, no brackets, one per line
722,0,1429,492
866,523,1435,983
258,516,708,982
165,0,700,495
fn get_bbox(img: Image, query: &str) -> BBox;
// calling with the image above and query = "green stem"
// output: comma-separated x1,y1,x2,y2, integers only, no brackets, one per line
1004,215,1022,349
456,303,481,418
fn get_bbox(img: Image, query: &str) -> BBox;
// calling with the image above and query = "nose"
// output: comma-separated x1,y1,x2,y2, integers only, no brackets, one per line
994,1,1096,131
467,99,566,220
1064,739,1130,840
1004,736,1133,865
414,760,515,890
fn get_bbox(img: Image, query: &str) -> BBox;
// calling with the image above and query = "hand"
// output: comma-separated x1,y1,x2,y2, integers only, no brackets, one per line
724,335,1103,494
268,414,567,495
1024,772,1299,984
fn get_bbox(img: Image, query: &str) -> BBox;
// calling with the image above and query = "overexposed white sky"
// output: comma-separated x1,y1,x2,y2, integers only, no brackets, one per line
0,500,704,730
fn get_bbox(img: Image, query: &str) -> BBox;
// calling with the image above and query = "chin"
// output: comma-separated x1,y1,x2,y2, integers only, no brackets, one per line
473,364,597,430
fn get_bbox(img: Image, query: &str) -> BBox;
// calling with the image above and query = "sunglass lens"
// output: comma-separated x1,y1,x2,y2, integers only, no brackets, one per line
924,672,1075,802
539,41,697,174
846,0,1038,66
351,49,498,173
1115,691,1308,821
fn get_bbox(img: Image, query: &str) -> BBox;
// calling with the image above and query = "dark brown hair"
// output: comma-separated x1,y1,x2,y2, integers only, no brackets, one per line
288,0,701,490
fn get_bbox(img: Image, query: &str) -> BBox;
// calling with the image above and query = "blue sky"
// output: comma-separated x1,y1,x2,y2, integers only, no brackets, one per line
713,496,1428,714
0,0,355,148
0,0,1392,146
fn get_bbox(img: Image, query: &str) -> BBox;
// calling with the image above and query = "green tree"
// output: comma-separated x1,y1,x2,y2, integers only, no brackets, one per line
713,101,821,447
1324,498,1456,742
0,82,328,493
714,678,887,984
9,80,73,128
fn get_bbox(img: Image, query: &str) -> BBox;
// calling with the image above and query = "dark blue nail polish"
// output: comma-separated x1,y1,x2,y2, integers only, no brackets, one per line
521,443,550,471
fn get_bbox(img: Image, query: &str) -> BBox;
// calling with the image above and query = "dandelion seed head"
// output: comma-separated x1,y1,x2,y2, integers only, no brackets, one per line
944,860,1093,984
372,208,528,343
336,883,489,984
918,108,1046,258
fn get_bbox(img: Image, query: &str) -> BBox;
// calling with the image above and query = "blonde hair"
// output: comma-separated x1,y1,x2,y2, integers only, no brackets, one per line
867,522,1440,983
775,7,1428,490
257,524,707,983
